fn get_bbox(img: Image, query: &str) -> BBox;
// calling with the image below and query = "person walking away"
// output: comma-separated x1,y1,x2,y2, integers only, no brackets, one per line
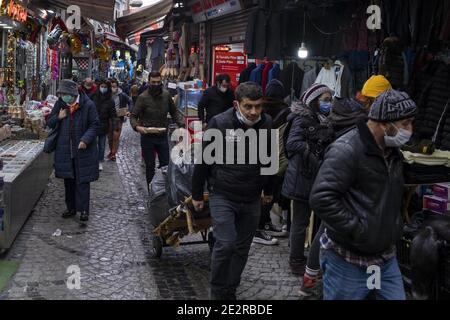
253,79,290,246
130,85,140,112
130,72,184,192
108,79,131,161
79,78,97,99
299,75,392,297
198,74,235,127
310,89,417,300
192,82,275,300
92,79,118,171
281,84,335,276
47,79,99,223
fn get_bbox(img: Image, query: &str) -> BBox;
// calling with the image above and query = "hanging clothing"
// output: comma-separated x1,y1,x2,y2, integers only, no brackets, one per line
244,0,287,60
315,67,336,93
239,63,257,84
249,63,266,85
268,63,281,82
301,68,318,97
151,38,165,60
261,62,273,94
279,62,304,99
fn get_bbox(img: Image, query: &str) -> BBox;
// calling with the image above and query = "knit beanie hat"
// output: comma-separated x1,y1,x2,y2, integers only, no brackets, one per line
301,83,333,106
265,79,285,100
57,79,79,96
368,89,418,122
361,75,392,98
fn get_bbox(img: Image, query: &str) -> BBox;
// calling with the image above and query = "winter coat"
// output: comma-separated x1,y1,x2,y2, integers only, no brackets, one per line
92,91,118,136
282,103,335,202
197,86,235,123
112,89,131,122
47,93,99,184
192,108,274,203
130,89,183,136
279,62,304,99
329,98,367,138
79,84,97,99
310,121,405,256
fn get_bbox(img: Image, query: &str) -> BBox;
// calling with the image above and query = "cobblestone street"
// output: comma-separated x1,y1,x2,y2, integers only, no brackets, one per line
0,122,303,300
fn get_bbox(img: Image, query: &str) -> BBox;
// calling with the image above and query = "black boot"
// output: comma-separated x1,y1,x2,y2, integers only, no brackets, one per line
62,209,76,219
80,211,89,222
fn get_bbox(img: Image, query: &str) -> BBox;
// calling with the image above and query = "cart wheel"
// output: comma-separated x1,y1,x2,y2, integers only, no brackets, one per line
152,236,163,258
208,232,215,252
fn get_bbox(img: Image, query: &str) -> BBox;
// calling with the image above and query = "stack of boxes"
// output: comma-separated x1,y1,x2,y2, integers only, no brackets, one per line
423,183,450,215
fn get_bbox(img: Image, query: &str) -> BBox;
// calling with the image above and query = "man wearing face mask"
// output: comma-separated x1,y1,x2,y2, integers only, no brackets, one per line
79,78,97,99
47,79,99,223
131,72,184,192
310,89,417,300
198,74,235,126
192,82,274,300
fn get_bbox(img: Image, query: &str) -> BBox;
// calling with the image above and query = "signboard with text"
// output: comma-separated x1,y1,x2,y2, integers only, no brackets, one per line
212,43,246,89
189,0,242,23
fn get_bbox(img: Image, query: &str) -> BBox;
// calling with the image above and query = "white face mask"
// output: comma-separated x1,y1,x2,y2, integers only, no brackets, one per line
384,124,412,147
236,104,261,127
219,86,228,93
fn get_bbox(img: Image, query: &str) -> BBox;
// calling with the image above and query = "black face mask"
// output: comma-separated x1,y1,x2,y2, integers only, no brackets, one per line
149,84,162,96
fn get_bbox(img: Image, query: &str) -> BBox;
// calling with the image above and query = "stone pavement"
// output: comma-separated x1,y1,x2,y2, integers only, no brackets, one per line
0,122,305,300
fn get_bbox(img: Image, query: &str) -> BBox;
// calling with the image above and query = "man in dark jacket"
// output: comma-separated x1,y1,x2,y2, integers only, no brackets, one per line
79,78,97,99
48,79,99,223
198,74,235,126
310,89,418,300
130,72,184,191
192,82,275,300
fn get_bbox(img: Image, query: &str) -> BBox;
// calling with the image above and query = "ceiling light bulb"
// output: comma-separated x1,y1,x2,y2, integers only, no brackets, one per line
298,42,308,59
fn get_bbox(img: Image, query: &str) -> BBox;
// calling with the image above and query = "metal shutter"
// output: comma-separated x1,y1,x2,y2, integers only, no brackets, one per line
210,9,252,45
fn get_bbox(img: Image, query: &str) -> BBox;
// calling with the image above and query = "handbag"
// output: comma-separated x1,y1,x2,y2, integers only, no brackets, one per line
43,122,60,154
117,107,128,117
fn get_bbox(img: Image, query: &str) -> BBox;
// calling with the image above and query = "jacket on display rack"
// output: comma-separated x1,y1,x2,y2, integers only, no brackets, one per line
279,62,304,99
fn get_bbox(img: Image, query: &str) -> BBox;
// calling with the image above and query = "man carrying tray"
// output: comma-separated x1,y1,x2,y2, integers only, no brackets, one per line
131,71,184,192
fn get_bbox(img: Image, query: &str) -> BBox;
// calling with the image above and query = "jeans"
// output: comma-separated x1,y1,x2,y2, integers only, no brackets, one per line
306,223,325,272
64,179,91,214
141,134,170,186
290,200,312,262
98,135,107,162
209,193,261,300
320,249,406,300
259,176,290,229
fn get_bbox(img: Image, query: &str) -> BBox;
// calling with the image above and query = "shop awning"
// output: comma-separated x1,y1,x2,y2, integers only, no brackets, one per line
115,0,173,39
30,0,116,23
104,32,138,52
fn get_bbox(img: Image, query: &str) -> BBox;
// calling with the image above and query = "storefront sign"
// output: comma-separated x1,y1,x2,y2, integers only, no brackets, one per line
212,43,246,89
367,5,381,30
189,0,242,23
1,0,28,23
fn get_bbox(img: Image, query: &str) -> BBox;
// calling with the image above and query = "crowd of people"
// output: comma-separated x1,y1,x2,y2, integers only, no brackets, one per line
47,68,417,300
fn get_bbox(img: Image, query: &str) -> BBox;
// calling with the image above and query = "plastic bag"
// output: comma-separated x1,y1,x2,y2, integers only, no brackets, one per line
148,166,170,227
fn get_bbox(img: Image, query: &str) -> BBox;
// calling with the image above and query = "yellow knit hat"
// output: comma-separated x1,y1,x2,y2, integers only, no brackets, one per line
361,75,392,98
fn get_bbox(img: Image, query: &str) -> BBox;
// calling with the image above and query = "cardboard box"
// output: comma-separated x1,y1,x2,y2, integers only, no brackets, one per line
433,183,450,201
423,195,450,215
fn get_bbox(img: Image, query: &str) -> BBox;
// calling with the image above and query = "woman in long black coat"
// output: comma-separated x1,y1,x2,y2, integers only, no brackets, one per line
47,79,99,223
92,79,118,171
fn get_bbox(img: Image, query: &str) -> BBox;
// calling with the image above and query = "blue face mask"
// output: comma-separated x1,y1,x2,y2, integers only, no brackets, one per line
62,95,75,105
319,101,332,115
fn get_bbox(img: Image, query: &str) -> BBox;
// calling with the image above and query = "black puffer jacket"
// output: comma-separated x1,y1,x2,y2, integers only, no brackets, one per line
281,103,335,202
192,108,274,203
92,91,118,136
310,121,405,256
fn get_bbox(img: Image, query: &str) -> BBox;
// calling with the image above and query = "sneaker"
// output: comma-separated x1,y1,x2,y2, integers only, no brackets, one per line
99,163,103,171
80,212,89,222
62,210,76,219
264,223,288,237
253,230,278,246
289,258,307,275
299,274,319,297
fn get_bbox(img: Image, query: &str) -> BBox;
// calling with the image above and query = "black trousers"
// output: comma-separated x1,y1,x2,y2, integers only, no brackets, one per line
141,135,170,187
64,178,91,213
